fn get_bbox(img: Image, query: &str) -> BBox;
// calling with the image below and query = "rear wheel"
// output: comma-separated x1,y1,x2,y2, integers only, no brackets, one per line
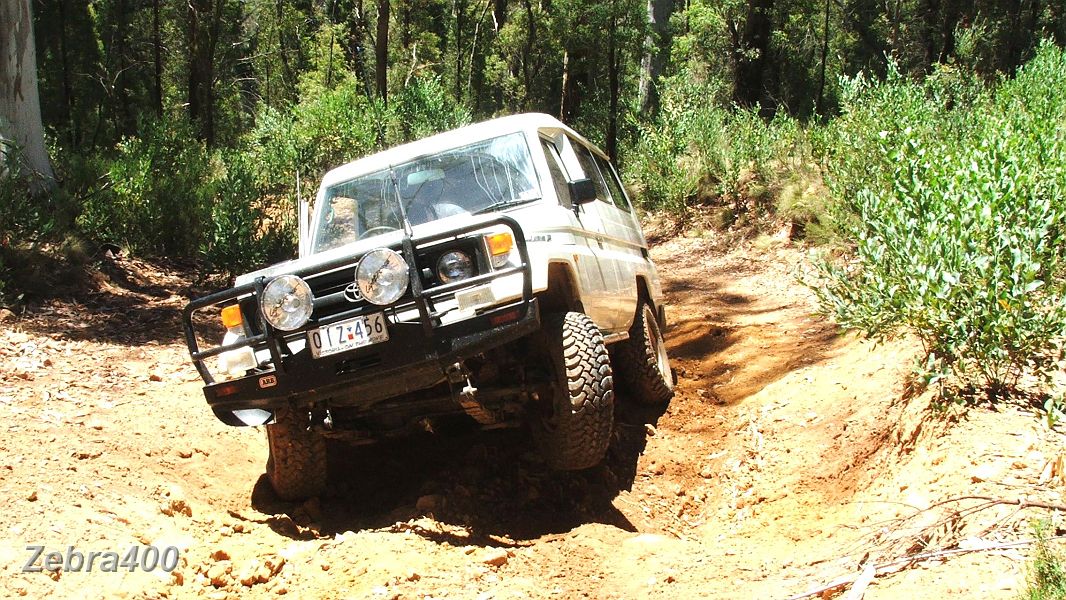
533,312,615,470
265,406,327,501
613,301,674,404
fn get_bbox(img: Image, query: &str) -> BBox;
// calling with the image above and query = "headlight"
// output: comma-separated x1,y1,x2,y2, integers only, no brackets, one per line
261,275,314,331
437,250,474,283
356,248,410,305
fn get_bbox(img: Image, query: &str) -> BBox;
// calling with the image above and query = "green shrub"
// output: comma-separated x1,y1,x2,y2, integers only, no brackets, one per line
624,72,807,223
0,142,61,244
204,151,293,275
79,118,214,256
814,42,1066,392
1026,520,1066,600
390,77,472,144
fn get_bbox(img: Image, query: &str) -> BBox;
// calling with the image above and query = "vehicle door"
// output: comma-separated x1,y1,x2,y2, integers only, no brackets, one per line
559,138,633,331
535,136,612,326
591,153,644,325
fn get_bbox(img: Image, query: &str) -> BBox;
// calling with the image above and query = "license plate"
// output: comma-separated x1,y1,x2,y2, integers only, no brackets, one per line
308,313,389,358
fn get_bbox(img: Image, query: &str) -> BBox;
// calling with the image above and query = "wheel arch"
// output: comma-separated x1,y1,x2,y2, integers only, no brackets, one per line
634,275,666,329
537,261,585,314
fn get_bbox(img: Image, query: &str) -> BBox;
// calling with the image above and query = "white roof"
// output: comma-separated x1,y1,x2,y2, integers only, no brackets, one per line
318,112,599,189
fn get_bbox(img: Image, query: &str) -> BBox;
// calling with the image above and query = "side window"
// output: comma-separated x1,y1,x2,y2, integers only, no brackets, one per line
571,143,611,204
540,139,573,208
595,155,631,211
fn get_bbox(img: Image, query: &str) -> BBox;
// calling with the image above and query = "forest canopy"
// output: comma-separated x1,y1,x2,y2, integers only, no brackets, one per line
0,0,1063,274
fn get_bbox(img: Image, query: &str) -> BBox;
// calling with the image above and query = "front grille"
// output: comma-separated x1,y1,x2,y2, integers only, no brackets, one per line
302,240,485,324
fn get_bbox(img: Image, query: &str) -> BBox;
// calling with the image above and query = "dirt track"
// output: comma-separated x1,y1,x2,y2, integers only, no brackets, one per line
2,236,1065,599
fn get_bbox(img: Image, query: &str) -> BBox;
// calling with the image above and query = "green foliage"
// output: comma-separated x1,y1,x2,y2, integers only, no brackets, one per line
624,72,810,226
78,119,213,256
0,143,63,244
391,77,472,143
1026,520,1066,600
204,151,287,275
814,42,1066,392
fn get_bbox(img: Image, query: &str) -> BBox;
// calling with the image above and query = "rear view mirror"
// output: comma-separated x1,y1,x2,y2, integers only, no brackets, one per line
568,178,597,204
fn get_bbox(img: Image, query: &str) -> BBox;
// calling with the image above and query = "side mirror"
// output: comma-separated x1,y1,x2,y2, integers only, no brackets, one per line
568,178,597,205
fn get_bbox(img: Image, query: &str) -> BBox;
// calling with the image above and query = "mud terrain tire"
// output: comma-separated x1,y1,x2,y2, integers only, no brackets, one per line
534,312,615,470
613,301,674,404
265,406,327,501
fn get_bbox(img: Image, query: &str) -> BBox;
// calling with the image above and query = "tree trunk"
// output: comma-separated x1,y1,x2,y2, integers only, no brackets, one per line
0,0,55,186
454,0,465,102
57,0,79,147
559,49,572,121
732,0,775,109
276,0,296,99
520,0,535,106
922,0,940,67
106,0,136,138
936,0,960,61
638,0,671,118
376,0,390,105
815,0,831,115
187,0,222,145
347,0,374,99
153,0,163,117
607,3,619,161
493,0,507,31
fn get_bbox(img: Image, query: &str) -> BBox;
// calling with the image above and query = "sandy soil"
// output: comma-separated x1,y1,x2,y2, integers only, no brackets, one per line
1,235,1065,600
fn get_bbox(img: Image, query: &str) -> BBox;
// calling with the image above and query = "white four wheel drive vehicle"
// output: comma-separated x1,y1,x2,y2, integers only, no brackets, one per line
182,113,674,500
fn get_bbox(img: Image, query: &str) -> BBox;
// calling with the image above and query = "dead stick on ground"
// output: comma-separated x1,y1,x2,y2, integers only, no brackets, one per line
784,535,1066,600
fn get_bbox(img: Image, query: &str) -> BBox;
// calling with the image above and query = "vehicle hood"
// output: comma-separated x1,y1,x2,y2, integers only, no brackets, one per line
234,210,528,287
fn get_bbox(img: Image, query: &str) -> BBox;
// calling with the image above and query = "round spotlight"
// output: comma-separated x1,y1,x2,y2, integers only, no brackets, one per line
437,250,474,283
261,275,314,331
356,248,410,305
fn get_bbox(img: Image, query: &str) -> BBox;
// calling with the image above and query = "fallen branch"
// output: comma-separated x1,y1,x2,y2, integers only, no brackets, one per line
784,534,1066,600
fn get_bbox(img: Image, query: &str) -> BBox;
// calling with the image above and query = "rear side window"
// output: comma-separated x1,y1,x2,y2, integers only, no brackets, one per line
572,144,611,204
595,155,631,212
541,139,573,208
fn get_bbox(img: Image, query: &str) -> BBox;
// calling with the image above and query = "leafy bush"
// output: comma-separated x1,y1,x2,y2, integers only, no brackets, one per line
814,42,1066,392
204,151,294,275
79,118,214,256
1026,520,1066,600
0,142,61,244
390,77,471,144
624,72,808,225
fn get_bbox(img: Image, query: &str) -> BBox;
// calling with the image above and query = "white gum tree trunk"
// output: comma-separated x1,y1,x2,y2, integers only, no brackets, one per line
1,0,55,186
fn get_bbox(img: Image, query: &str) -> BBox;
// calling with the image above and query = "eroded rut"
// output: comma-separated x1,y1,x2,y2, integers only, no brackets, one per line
1,237,1058,599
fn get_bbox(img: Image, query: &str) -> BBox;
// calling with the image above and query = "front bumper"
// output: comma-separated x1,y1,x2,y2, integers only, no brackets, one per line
182,216,537,426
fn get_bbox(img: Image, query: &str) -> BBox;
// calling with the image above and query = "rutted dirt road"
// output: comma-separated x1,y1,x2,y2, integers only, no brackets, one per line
2,235,1065,599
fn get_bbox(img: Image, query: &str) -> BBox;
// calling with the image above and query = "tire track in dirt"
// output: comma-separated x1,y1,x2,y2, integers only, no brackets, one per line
1,241,1063,599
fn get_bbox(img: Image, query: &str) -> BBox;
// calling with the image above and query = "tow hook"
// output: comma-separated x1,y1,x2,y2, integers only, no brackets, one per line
446,362,496,425
309,408,334,432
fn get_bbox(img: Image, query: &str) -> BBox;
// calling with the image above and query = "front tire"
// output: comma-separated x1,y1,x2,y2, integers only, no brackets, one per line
533,312,615,470
613,301,674,404
265,406,327,501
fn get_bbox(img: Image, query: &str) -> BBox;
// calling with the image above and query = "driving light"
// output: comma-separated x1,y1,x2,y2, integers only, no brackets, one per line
437,250,474,283
261,275,314,331
356,248,410,305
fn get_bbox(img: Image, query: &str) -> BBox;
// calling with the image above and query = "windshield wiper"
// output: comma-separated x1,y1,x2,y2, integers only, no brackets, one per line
472,197,540,215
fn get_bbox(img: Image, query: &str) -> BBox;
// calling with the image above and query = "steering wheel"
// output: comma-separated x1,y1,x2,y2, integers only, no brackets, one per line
358,226,400,240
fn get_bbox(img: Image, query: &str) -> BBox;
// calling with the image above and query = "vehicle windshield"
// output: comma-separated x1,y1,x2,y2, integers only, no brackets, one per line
312,132,541,253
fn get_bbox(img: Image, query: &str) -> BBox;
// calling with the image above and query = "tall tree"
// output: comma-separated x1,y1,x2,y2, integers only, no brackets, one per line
1,0,55,186
187,0,224,145
731,0,775,110
376,0,390,104
637,0,670,118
